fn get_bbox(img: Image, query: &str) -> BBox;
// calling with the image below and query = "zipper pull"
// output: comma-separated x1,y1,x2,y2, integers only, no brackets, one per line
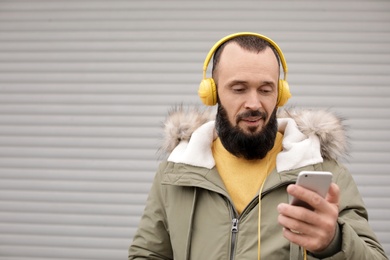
231,218,238,233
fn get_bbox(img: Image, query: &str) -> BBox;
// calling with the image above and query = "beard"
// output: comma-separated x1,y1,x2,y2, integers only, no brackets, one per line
215,105,278,160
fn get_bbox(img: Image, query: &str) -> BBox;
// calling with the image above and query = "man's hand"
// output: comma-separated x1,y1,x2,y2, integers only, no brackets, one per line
277,183,340,253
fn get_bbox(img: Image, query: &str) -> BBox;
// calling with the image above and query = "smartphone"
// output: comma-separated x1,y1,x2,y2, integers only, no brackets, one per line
290,171,333,210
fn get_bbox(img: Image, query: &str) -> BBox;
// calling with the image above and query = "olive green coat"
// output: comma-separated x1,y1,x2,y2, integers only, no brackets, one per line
129,107,387,259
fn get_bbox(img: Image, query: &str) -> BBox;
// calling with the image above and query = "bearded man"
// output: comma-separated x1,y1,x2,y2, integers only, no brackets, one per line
129,33,387,260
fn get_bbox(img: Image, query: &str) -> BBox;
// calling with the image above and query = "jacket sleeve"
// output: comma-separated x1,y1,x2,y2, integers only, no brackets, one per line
128,163,173,260
313,161,388,260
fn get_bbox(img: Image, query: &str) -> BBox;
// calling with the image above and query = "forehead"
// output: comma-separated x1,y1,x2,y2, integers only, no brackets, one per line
215,43,279,77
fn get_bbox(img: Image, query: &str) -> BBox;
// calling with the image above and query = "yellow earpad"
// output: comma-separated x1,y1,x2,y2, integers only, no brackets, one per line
277,79,291,107
198,78,217,106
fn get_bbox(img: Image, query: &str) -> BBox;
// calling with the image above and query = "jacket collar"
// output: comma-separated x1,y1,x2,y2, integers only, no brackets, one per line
161,105,348,172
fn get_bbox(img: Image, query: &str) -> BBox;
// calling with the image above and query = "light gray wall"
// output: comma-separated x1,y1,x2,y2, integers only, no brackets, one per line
0,1,389,259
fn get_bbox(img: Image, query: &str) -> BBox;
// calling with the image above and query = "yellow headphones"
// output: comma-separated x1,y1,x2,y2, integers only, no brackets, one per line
198,32,291,107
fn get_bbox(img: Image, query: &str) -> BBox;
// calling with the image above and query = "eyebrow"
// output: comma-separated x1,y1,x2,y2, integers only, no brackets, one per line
227,79,276,87
228,79,248,86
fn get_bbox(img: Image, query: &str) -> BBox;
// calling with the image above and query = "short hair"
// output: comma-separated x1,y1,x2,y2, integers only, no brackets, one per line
211,35,281,78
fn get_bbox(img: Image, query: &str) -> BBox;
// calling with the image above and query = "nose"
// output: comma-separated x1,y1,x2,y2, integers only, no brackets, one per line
244,90,262,110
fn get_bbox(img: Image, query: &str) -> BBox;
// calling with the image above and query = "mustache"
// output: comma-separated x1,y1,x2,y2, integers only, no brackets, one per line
236,110,268,123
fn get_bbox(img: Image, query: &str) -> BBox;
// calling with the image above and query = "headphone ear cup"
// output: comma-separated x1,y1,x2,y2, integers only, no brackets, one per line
277,79,291,107
198,78,217,106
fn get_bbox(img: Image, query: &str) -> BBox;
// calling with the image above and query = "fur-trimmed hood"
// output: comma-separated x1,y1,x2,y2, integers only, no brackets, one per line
160,105,348,170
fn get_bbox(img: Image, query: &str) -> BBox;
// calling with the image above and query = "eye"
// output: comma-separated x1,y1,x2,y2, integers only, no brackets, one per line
231,85,246,93
259,85,274,94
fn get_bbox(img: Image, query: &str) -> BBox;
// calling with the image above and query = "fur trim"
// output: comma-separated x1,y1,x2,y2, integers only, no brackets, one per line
160,105,216,154
277,108,349,160
160,105,348,161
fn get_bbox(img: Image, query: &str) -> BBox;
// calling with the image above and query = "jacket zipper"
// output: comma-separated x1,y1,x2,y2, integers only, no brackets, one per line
230,217,238,260
228,180,295,260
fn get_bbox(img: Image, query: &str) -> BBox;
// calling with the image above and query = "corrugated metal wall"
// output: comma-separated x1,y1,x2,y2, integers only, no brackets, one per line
0,0,389,259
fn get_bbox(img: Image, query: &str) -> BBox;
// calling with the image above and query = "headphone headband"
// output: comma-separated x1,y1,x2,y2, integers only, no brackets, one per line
202,32,288,81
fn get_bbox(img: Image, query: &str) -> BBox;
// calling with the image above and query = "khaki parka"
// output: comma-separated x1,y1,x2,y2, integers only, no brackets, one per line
129,107,387,260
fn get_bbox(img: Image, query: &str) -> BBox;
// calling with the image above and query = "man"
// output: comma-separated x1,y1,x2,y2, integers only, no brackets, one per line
129,33,387,259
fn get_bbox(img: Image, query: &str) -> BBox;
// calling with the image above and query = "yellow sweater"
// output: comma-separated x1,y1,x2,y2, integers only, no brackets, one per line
212,133,283,214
